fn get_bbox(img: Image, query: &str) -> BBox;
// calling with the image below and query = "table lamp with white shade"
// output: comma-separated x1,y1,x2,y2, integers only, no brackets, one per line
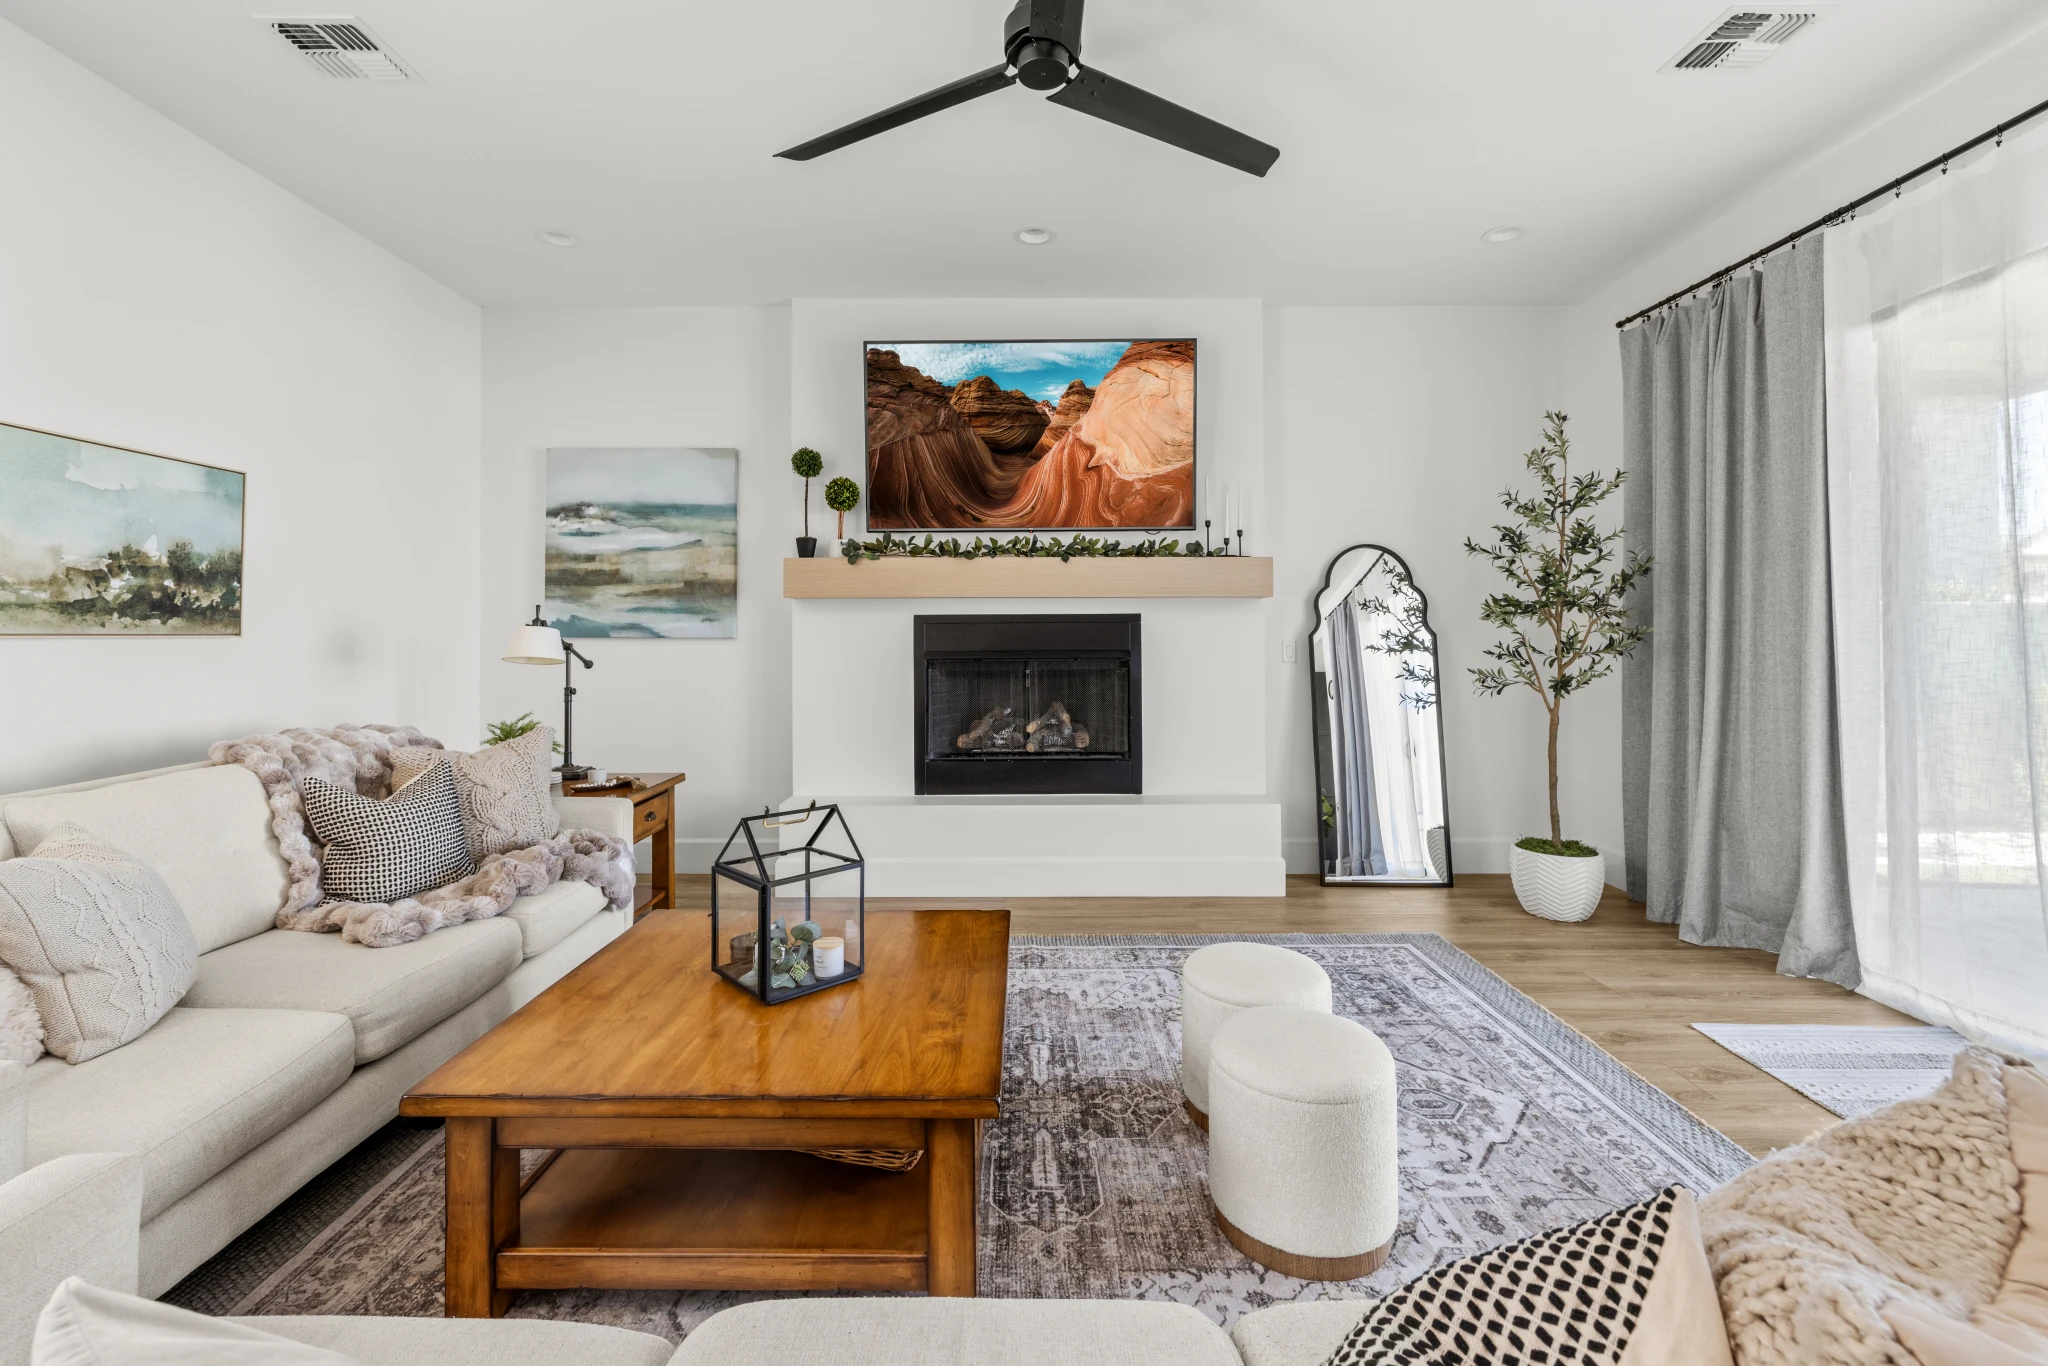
504,606,595,781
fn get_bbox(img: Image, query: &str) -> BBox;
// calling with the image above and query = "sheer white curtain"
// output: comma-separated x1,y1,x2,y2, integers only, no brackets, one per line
1825,117,2048,1055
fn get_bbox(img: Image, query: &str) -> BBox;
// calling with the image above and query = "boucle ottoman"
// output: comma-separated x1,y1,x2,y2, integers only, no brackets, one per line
1179,942,1332,1130
1208,1004,1397,1280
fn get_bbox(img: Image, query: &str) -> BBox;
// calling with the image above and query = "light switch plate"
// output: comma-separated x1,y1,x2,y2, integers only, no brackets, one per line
1283,639,1297,664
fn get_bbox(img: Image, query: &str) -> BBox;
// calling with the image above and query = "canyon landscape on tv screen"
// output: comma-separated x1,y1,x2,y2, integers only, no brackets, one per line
864,339,1195,531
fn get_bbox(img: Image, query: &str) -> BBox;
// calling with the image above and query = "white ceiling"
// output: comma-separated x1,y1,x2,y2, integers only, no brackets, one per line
4,0,2042,307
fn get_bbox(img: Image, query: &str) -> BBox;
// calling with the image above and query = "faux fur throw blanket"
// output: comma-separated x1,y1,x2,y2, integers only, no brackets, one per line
1698,1045,2027,1365
208,724,634,948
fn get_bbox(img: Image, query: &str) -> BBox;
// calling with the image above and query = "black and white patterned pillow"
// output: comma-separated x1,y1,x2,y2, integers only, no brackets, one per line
1324,1187,1682,1365
304,764,473,905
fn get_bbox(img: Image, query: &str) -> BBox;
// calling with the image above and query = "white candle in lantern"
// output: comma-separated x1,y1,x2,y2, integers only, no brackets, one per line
813,936,846,977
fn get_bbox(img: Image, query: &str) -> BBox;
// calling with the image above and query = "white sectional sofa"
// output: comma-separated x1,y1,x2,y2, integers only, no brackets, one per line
0,759,1364,1366
0,1057,1360,1366
0,759,636,1298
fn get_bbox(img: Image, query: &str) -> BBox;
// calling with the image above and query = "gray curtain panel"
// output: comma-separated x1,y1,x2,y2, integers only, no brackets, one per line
1619,241,1860,986
1327,596,1387,877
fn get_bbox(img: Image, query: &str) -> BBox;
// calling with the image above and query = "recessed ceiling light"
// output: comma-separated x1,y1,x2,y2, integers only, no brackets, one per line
1480,225,1527,244
1015,227,1055,245
535,229,581,248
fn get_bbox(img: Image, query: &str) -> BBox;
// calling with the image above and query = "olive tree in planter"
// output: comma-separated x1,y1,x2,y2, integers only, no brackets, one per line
1466,411,1650,922
824,475,861,555
791,447,824,557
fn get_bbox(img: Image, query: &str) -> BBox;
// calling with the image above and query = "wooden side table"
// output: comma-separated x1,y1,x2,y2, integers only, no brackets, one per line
563,772,685,919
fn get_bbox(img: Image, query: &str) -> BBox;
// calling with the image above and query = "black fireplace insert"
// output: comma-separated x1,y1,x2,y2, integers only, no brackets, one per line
914,614,1141,795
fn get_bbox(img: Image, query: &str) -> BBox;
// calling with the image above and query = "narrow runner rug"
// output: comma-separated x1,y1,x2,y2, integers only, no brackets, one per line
168,933,1752,1341
1691,1022,1969,1119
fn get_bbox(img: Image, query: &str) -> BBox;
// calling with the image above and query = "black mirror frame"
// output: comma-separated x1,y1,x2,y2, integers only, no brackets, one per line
1309,543,1454,888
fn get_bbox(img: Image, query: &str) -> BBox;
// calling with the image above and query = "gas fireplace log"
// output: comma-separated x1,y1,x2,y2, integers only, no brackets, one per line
1025,701,1072,735
956,707,1012,750
1037,724,1090,751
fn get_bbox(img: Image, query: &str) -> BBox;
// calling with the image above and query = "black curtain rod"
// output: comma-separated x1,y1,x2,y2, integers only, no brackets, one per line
1615,93,2048,330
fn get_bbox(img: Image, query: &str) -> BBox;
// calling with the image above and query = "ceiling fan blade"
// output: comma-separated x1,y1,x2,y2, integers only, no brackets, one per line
776,64,1018,161
1046,66,1279,177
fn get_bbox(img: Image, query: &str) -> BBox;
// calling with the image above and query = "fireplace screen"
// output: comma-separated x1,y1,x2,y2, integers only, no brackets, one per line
914,614,1141,795
926,658,1131,760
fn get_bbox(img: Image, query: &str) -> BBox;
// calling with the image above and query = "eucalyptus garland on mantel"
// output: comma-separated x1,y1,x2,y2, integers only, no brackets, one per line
843,532,1231,564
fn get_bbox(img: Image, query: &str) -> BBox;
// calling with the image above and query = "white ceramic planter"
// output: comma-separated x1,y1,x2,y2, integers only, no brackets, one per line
1508,844,1607,922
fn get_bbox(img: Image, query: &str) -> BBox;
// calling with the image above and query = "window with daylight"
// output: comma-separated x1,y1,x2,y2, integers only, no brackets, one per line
1824,118,2048,1055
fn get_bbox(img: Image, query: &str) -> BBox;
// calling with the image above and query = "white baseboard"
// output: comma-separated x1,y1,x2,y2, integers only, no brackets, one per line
861,854,1287,899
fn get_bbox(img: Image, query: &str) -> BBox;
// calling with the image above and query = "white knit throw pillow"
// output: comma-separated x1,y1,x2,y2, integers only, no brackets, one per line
388,726,560,863
0,824,199,1063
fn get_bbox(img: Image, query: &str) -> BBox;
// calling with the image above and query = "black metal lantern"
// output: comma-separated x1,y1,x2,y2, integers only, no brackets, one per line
710,803,866,1004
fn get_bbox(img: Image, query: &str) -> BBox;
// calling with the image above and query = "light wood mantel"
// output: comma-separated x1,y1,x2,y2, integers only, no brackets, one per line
782,556,1273,599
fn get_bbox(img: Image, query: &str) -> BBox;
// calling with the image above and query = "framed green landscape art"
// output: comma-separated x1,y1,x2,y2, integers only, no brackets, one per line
0,421,245,636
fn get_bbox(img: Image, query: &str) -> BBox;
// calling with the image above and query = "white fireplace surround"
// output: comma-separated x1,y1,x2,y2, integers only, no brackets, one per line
788,596,1284,897
784,296,1280,897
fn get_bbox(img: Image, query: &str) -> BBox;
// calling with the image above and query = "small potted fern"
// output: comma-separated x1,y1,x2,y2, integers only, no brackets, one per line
1467,412,1650,922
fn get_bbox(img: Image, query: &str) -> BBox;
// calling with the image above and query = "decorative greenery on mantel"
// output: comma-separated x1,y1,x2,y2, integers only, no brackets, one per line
843,532,1228,563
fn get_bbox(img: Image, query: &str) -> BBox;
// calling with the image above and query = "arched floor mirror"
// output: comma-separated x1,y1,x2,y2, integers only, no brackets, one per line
1310,545,1452,885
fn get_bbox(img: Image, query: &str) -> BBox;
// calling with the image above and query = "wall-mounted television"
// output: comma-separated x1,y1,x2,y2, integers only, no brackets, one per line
864,339,1195,531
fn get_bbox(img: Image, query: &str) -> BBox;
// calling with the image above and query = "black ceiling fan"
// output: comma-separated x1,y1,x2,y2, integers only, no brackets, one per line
774,0,1279,177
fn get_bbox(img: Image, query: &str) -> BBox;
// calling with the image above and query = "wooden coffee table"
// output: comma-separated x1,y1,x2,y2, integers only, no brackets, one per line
400,907,1010,1315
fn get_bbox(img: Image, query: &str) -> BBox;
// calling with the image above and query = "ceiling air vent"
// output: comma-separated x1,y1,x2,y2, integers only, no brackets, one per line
258,16,416,80
1663,7,1830,72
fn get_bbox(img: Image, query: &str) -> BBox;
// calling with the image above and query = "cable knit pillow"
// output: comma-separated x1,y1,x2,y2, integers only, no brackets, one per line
1321,1186,1732,1366
388,727,560,862
0,824,199,1063
304,765,473,905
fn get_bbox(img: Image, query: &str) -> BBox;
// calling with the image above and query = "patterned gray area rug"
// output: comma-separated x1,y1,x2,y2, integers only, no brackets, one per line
168,933,1751,1341
1692,1022,1969,1119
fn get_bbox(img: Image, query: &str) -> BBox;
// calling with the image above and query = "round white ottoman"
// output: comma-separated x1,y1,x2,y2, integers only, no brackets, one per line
1180,943,1333,1130
1208,1004,1397,1279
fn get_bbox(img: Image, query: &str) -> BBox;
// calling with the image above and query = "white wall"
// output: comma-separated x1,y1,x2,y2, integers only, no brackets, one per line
1265,307,1591,875
491,296,1595,880
479,308,792,870
0,18,481,794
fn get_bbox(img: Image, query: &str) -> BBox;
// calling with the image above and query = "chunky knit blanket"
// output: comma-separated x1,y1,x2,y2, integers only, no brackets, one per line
208,724,634,948
1698,1045,2028,1365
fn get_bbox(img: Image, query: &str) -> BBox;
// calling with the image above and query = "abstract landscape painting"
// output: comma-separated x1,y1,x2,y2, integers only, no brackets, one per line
0,421,244,635
865,339,1195,530
544,447,737,639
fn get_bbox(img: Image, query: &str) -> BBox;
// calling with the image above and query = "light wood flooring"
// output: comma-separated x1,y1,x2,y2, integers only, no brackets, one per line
671,873,1909,1157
